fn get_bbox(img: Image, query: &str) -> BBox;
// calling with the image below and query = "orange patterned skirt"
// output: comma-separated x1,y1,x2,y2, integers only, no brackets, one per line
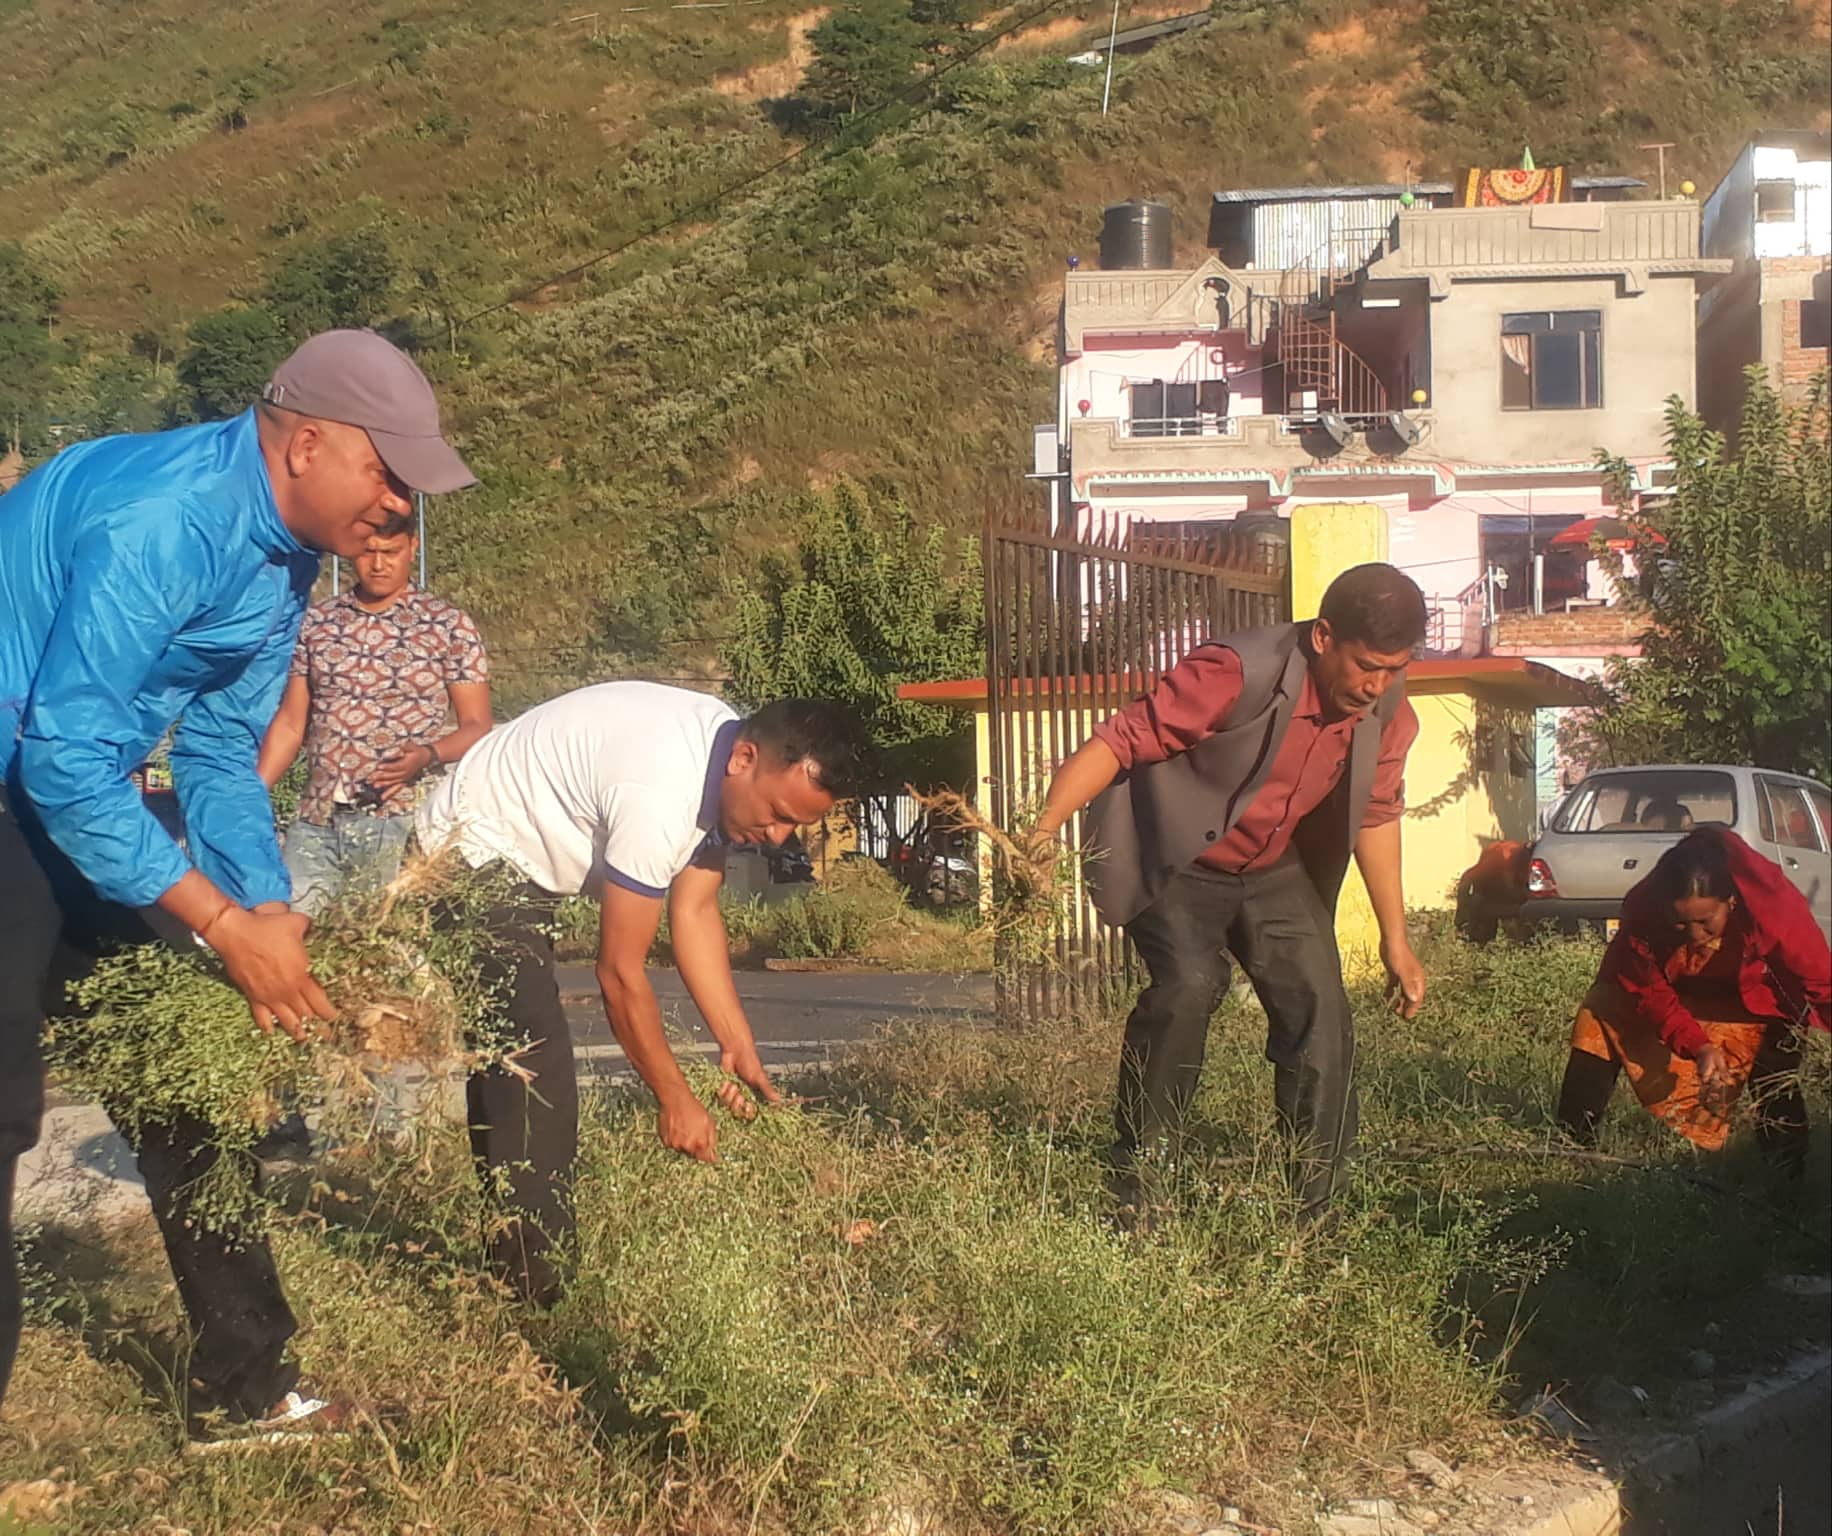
1568,981,1773,1152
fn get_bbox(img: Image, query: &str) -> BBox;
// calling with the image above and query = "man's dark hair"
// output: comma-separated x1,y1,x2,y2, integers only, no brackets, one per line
739,699,869,799
1651,828,1736,905
1318,563,1429,652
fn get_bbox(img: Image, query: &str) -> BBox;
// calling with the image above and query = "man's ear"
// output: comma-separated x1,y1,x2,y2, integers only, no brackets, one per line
285,420,323,479
1311,617,1333,652
726,738,759,777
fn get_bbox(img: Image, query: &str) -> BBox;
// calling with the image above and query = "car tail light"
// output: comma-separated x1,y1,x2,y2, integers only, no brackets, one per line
1526,857,1558,897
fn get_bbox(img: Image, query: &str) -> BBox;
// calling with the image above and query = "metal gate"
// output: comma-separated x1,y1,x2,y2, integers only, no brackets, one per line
982,505,1290,1017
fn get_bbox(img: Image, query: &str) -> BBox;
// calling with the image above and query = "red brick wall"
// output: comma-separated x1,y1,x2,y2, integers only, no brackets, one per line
1493,608,1644,650
1781,299,1829,397
1771,255,1830,402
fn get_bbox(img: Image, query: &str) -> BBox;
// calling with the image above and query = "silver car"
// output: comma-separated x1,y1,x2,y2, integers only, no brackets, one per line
1525,764,1832,931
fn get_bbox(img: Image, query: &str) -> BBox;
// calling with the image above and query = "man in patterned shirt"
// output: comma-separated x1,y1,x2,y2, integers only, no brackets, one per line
259,522,492,914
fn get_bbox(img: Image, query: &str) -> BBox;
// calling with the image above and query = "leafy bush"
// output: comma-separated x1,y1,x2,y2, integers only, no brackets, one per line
263,229,399,339
175,305,290,421
773,856,907,958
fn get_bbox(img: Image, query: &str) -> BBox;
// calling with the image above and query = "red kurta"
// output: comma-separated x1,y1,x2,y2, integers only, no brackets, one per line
1600,828,1832,1057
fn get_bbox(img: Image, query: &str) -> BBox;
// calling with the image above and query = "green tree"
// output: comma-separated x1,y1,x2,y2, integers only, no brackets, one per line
720,481,983,789
787,0,926,129
263,229,398,337
0,241,61,451
1566,371,1831,781
176,305,291,421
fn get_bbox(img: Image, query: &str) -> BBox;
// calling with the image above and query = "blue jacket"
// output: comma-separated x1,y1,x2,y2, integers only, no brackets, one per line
0,411,319,908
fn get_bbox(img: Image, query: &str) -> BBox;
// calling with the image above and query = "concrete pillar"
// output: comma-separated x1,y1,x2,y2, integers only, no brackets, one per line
1287,502,1389,976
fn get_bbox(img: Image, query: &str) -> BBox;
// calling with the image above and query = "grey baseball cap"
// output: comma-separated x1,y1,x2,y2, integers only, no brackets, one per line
262,328,476,494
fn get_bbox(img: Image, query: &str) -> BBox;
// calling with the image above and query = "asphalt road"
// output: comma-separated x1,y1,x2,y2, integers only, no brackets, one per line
558,965,994,1079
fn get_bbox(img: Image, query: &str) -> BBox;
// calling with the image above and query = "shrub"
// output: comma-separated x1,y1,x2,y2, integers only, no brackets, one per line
774,857,906,959
175,304,290,420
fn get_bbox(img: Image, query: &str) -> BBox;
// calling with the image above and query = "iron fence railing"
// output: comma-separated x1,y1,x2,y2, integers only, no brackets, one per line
982,505,1290,1019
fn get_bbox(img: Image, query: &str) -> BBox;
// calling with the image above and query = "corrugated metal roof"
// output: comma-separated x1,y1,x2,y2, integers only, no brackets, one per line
1213,183,1454,204
1212,175,1646,204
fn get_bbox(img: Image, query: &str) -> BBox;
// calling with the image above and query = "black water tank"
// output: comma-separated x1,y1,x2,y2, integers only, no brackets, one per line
1099,200,1173,269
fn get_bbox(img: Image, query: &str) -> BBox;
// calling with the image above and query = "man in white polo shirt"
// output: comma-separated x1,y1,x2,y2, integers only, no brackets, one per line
417,684,865,1303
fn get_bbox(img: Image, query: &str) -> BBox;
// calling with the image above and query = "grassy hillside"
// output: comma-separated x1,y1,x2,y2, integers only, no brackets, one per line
5,0,1828,700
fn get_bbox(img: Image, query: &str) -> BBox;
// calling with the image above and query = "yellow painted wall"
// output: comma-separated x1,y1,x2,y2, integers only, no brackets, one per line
1288,503,1389,974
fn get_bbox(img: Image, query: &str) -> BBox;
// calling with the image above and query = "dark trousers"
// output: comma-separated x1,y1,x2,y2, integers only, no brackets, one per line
1117,857,1358,1218
1,789,298,1417
462,886,580,1307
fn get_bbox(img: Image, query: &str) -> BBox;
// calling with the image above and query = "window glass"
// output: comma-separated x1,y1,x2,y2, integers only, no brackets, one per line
1806,783,1832,848
1553,770,1736,832
1501,311,1603,411
1760,777,1825,851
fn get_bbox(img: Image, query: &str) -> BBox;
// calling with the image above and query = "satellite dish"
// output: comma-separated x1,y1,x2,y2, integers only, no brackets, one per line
1387,411,1425,446
1318,412,1354,449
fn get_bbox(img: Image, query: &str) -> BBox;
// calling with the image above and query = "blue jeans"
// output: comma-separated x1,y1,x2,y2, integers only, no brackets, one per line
283,809,413,918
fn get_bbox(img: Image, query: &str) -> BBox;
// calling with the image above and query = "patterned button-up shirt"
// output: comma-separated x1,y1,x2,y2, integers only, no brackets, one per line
291,588,488,825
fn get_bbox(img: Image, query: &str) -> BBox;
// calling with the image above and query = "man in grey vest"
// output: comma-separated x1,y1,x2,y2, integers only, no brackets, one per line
1036,563,1429,1225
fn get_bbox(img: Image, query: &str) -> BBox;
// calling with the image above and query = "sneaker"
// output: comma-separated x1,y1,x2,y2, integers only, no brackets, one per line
185,1387,356,1454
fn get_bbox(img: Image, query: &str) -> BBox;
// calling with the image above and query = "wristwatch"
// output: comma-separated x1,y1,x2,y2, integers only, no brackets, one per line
417,741,448,777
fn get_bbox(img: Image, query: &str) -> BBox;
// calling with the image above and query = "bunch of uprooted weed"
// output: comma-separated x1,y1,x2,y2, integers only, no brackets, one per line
44,852,526,1232
913,787,1074,973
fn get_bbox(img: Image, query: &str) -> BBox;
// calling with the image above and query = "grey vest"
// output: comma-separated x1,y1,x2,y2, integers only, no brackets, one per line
1083,621,1406,927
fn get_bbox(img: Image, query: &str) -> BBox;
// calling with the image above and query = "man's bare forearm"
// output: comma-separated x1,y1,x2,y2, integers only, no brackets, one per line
597,960,695,1107
1353,819,1409,945
1037,736,1123,835
157,866,239,936
670,896,756,1057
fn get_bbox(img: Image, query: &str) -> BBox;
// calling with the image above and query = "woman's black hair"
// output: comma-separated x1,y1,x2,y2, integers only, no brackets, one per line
1650,829,1736,904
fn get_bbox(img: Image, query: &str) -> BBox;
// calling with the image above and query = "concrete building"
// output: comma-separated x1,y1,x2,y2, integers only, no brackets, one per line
1035,183,1728,825
1697,132,1832,439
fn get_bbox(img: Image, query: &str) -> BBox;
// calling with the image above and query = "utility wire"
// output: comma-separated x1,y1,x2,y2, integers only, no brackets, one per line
459,0,1089,326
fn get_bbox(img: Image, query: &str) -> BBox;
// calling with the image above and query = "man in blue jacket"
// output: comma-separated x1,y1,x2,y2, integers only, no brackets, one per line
0,329,474,1431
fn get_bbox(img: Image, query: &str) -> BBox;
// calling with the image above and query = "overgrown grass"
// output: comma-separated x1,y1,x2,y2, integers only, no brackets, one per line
7,924,1826,1532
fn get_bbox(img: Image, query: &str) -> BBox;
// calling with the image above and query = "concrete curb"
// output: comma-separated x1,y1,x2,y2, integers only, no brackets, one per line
1495,1348,1831,1536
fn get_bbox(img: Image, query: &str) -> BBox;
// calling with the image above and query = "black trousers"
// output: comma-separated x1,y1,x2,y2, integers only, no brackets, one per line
1,788,298,1418
462,885,580,1307
1117,856,1358,1218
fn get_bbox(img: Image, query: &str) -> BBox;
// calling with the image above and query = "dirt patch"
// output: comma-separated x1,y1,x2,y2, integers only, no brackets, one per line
1307,13,1374,57
714,7,828,100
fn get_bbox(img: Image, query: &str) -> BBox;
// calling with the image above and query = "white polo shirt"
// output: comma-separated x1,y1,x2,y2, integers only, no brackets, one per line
417,681,739,897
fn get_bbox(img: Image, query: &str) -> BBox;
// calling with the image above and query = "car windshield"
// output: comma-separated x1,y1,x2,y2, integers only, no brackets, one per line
1552,770,1737,834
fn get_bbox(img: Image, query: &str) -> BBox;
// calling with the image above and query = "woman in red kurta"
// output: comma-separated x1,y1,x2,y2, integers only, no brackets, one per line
1557,827,1830,1170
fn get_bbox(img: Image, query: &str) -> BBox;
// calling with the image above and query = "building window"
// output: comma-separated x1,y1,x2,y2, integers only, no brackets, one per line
1755,179,1797,222
1129,380,1199,437
1501,311,1603,411
1801,297,1830,351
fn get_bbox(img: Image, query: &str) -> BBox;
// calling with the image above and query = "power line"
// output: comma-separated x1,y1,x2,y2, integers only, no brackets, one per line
458,0,1088,326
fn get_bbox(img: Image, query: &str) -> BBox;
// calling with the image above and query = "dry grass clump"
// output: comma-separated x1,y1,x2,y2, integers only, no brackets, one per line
911,787,1073,972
